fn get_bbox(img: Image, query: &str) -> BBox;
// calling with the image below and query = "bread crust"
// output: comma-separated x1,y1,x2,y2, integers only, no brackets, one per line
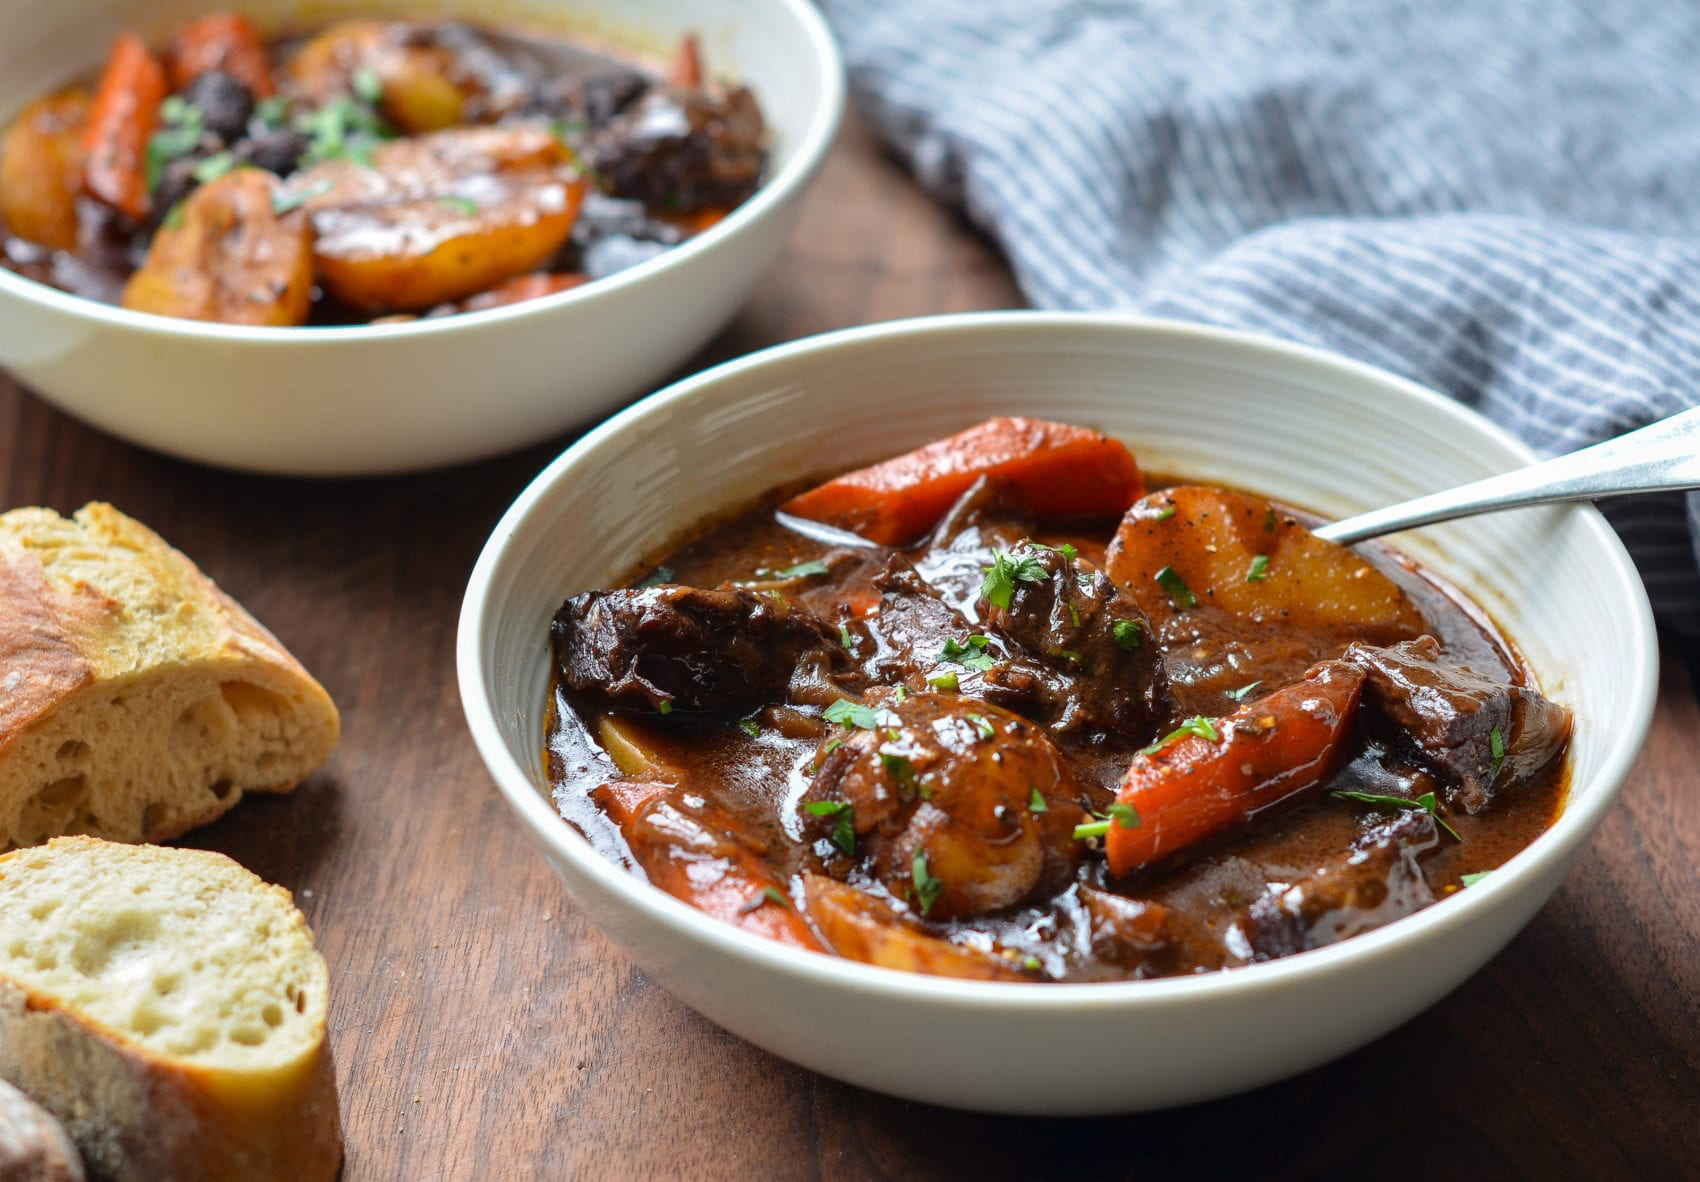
0,504,340,848
0,839,343,1182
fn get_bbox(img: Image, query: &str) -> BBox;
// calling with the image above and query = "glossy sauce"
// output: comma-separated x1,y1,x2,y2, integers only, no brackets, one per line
548,481,1566,981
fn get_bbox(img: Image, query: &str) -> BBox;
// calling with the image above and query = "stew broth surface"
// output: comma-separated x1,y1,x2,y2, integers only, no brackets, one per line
547,476,1565,983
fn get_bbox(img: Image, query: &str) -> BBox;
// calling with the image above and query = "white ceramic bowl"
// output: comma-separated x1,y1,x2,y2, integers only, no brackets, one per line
0,0,842,475
458,313,1658,1115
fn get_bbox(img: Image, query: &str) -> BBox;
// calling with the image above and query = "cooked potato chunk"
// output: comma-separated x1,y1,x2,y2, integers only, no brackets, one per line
1103,486,1425,707
802,875,1031,981
285,125,586,312
801,690,1086,920
0,90,90,251
596,714,684,780
1106,486,1425,643
121,169,313,326
288,20,470,133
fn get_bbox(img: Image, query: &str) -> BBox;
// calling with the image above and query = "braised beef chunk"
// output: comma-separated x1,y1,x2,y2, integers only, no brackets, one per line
588,86,765,211
552,586,847,715
913,476,1037,612
1237,810,1440,961
801,690,1089,919
179,70,255,142
861,555,1019,688
1078,886,1171,966
1344,637,1571,814
858,554,1150,739
977,541,1168,736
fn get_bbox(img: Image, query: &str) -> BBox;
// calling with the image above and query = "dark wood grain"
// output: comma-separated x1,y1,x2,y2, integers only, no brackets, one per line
2,115,1696,1180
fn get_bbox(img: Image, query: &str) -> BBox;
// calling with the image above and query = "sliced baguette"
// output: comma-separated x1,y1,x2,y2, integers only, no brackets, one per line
0,837,341,1182
0,503,339,851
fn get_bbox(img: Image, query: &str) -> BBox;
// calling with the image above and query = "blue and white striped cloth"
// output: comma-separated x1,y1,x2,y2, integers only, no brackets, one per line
822,0,1700,633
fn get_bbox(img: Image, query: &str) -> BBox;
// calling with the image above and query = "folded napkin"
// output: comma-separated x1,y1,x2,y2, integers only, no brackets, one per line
823,0,1700,633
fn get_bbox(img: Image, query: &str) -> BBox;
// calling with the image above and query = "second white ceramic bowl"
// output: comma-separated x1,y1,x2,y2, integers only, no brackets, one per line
0,0,843,474
459,313,1658,1114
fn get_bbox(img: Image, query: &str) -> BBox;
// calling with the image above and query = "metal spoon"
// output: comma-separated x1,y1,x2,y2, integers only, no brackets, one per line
1315,406,1700,545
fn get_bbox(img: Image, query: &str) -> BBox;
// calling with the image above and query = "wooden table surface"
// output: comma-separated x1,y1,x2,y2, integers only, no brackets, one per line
4,117,1698,1180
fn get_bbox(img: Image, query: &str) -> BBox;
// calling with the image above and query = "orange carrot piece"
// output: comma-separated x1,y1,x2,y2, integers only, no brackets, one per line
588,778,668,827
456,272,588,313
1106,663,1365,878
652,205,729,238
669,34,703,89
80,33,167,221
780,417,1144,545
592,780,824,951
165,13,275,97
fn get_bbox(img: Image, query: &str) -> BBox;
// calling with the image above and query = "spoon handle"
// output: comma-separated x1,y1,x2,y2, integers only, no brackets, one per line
1315,406,1700,544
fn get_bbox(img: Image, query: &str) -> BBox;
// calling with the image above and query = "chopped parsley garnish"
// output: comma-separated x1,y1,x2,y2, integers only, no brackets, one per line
966,712,995,741
980,548,1049,610
255,95,290,128
1460,871,1491,886
296,96,393,167
839,622,855,651
1489,726,1505,775
1106,802,1141,828
271,178,333,215
438,195,479,216
657,700,673,716
804,799,857,856
879,750,918,798
1022,955,1042,972
1155,504,1177,522
927,671,959,692
1028,787,1047,813
161,200,187,230
1067,600,1082,628
1048,647,1084,663
1113,619,1141,650
939,634,997,672
737,718,761,737
634,565,675,588
1154,566,1196,608
191,151,236,184
912,851,944,914
823,699,880,729
146,96,205,192
1332,789,1461,841
757,559,830,579
831,810,854,855
1073,802,1140,840
740,885,790,913
1227,680,1263,702
351,64,385,106
1139,716,1221,755
1246,554,1271,582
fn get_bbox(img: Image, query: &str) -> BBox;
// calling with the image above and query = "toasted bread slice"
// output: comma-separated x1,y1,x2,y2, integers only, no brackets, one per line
0,837,340,1181
0,503,339,850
